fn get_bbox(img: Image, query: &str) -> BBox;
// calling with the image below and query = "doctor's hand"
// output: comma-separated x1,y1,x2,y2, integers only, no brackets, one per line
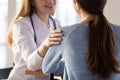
43,29,63,47
37,29,63,58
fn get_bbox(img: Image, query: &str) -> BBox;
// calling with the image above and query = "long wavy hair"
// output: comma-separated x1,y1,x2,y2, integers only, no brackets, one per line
76,0,120,79
7,0,35,47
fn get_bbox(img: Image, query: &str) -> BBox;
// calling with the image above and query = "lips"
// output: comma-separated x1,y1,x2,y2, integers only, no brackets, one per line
44,4,54,8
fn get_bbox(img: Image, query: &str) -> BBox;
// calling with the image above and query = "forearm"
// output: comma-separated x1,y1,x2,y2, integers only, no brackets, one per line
37,43,49,58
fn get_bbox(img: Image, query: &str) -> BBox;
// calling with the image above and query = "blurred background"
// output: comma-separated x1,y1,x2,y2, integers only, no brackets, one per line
0,0,120,68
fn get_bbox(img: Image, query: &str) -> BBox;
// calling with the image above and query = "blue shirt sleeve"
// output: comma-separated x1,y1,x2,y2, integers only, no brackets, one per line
42,25,76,75
42,43,64,75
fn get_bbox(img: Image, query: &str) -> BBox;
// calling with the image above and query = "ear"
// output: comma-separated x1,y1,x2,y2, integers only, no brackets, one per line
74,0,81,10
73,0,82,15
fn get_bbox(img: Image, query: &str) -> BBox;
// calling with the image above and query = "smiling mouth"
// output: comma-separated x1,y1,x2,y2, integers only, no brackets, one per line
44,5,54,8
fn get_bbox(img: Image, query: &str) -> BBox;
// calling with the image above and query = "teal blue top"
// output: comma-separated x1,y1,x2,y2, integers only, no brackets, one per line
42,23,120,80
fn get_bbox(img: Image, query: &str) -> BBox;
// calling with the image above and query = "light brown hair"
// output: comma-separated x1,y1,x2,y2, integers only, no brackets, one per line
7,0,34,47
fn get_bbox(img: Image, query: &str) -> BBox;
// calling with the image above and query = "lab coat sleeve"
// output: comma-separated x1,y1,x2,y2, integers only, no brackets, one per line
12,19,43,70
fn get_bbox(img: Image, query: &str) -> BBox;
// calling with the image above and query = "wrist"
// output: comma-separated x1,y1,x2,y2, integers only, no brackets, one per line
41,42,49,48
37,49,44,58
37,44,49,58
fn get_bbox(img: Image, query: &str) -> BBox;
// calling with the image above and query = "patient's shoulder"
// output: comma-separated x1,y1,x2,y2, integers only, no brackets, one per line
62,23,88,36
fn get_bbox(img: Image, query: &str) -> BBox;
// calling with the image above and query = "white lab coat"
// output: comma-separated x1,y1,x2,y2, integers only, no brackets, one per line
8,13,61,80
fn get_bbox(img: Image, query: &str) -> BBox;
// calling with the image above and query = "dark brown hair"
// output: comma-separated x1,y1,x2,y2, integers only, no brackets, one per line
76,0,120,79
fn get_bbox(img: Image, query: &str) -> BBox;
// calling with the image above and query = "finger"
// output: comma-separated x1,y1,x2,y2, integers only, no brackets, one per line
49,42,60,46
49,38,62,41
50,33,63,38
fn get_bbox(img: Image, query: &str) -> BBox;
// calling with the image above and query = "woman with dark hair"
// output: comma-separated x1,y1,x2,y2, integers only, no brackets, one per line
42,0,120,80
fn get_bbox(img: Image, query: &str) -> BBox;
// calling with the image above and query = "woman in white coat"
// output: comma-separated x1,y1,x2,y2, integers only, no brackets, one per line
7,0,62,80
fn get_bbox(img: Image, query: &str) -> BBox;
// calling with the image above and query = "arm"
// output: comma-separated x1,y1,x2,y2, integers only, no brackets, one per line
12,20,62,70
27,29,63,70
42,26,74,75
42,42,64,75
12,20,41,70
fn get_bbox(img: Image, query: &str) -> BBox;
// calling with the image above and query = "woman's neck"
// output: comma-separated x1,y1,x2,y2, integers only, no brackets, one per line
36,12,50,28
80,10,94,24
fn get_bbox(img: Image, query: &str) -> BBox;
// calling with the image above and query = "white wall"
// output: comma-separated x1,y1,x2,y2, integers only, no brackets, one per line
0,0,15,68
55,0,120,26
104,0,120,25
54,0,79,26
